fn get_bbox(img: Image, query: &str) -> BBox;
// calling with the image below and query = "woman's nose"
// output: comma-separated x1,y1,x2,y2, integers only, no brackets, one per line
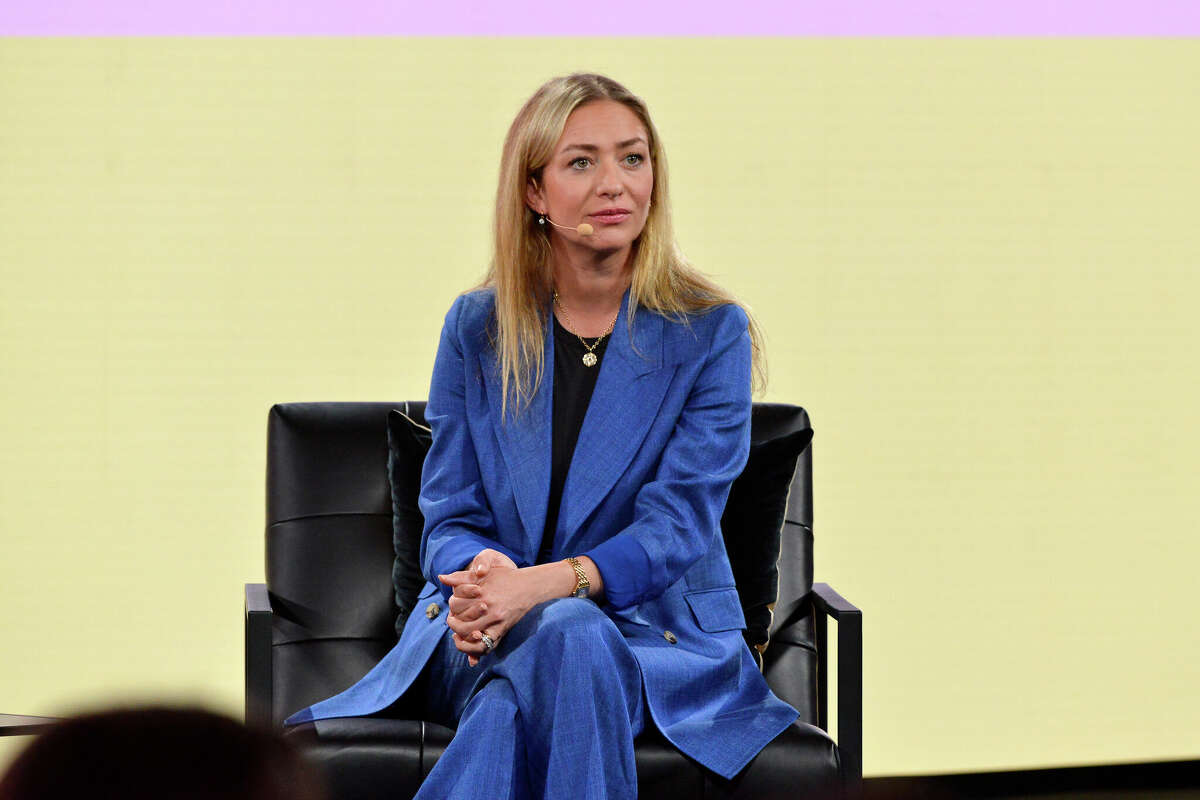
595,160,623,197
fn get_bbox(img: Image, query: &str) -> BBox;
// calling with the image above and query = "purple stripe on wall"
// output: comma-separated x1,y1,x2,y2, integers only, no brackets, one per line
2,1,1199,36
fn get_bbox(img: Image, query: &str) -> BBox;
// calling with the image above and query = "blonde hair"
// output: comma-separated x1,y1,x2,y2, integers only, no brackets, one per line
469,72,767,421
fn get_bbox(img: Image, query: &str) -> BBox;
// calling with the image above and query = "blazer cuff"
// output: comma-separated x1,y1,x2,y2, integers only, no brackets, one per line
584,535,654,610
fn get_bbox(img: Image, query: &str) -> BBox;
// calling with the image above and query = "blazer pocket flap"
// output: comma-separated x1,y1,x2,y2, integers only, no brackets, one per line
684,587,746,633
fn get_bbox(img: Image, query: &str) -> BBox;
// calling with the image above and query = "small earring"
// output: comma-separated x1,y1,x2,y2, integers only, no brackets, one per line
538,215,546,225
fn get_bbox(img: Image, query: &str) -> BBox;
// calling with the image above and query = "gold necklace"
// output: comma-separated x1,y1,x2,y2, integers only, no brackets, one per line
552,291,618,367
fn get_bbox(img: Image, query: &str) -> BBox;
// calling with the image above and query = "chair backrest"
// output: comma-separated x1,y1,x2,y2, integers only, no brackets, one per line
265,401,818,726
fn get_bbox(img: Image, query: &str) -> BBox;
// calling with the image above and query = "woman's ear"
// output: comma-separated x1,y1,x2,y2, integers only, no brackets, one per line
525,177,544,216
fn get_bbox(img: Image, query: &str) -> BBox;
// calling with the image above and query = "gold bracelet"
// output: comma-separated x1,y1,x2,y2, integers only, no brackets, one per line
566,556,590,599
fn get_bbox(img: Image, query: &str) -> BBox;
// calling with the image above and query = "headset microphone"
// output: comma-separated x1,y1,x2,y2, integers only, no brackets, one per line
541,215,594,236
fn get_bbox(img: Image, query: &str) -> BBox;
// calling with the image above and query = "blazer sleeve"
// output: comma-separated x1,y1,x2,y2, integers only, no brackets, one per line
584,303,752,610
418,293,524,604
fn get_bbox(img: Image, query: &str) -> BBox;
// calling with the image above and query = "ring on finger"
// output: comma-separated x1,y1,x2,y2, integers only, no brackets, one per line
480,633,495,653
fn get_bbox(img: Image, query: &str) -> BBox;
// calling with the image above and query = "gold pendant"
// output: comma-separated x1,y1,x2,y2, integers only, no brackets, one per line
582,352,597,367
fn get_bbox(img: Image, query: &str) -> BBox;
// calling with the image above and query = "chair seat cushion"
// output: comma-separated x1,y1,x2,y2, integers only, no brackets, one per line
286,716,841,800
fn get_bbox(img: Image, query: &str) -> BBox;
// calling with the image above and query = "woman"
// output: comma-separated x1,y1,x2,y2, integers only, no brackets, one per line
285,72,799,799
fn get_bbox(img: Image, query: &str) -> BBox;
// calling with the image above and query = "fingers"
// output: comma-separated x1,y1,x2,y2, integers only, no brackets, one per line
478,548,518,571
446,610,498,640
439,561,492,589
474,548,516,571
437,569,474,588
442,555,514,592
448,595,487,621
464,552,492,579
451,629,484,650
451,583,481,599
448,612,504,649
451,630,487,658
451,627,501,667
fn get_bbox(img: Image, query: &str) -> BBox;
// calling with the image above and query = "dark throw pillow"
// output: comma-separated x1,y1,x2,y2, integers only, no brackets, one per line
387,409,433,637
720,427,814,669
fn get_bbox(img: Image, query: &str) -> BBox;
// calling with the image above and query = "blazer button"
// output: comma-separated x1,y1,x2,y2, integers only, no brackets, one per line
663,630,678,644
425,602,441,620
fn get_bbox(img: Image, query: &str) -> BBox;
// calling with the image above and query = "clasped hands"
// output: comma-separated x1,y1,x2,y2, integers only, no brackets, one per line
439,548,598,666
438,548,531,667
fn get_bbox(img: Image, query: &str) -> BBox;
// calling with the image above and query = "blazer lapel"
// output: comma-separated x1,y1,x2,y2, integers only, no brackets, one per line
478,304,553,560
477,286,678,562
556,286,677,554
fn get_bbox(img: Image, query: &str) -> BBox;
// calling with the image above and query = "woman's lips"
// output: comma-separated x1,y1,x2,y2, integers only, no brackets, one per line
589,211,631,224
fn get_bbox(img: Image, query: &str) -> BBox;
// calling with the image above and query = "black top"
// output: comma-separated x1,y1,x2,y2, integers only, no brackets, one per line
536,312,611,564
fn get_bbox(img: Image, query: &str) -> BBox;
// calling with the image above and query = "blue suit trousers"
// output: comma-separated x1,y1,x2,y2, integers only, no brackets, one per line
412,598,647,800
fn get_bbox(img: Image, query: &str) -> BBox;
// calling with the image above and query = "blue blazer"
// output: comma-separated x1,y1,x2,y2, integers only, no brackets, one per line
285,285,799,779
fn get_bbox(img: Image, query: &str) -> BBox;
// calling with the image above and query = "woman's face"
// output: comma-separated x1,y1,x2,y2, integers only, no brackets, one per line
526,100,654,256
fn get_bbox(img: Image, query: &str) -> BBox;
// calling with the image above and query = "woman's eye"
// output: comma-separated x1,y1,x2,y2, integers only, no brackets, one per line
569,154,645,170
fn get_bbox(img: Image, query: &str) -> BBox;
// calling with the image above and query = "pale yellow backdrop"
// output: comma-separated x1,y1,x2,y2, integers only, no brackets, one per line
1,39,1197,777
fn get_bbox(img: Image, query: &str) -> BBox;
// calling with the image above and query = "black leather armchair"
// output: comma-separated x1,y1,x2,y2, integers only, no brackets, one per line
245,402,862,800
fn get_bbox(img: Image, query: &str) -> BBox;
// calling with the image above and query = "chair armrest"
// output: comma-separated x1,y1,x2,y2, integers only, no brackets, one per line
245,583,273,729
811,582,862,794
